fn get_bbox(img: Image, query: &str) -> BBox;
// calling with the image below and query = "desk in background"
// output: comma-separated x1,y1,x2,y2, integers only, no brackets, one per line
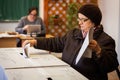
19,34,54,46
0,32,53,48
0,32,19,48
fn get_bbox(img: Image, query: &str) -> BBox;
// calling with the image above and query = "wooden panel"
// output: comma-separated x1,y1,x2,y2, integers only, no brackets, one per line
44,0,49,33
44,0,98,36
47,0,67,36
0,37,17,48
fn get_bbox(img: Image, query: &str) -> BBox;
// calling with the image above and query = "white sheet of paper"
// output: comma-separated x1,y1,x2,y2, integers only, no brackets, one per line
27,47,49,55
75,27,93,64
0,49,33,69
0,48,68,69
23,43,30,58
28,54,69,67
6,66,88,80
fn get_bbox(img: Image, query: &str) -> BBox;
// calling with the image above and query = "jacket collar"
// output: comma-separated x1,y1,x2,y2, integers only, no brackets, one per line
72,28,83,40
72,25,103,40
94,25,103,39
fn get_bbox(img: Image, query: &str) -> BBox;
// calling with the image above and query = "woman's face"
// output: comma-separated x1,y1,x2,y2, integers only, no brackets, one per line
77,13,95,32
28,10,37,22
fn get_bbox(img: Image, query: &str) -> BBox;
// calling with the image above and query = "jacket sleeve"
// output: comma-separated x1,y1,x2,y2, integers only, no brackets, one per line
94,35,119,73
34,36,66,52
15,17,26,34
34,29,75,52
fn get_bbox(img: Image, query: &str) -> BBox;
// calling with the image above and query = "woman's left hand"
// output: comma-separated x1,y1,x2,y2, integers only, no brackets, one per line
89,40,101,55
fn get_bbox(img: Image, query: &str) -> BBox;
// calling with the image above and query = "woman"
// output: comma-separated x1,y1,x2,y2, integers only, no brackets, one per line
22,4,119,80
16,7,46,47
15,7,46,36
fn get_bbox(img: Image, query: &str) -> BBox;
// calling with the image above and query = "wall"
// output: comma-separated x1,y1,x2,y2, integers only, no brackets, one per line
39,0,44,20
119,0,120,63
0,22,18,32
98,0,120,63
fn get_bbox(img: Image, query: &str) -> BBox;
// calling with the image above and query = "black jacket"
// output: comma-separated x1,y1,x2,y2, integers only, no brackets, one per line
34,25,119,80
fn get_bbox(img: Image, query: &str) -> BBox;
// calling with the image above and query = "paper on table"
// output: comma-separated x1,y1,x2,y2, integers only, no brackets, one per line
0,33,14,38
28,54,69,67
75,27,94,64
0,49,33,69
27,47,49,55
22,44,49,58
6,66,88,80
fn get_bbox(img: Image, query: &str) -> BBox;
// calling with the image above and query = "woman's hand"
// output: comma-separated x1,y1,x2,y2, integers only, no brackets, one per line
89,40,101,56
22,25,29,31
22,39,37,47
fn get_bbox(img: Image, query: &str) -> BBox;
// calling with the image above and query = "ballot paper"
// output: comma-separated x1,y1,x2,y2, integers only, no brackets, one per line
22,44,49,58
0,33,16,38
23,43,30,58
75,27,94,64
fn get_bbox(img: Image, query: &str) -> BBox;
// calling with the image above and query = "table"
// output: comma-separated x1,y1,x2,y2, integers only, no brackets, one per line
0,32,53,48
19,34,54,46
0,48,68,69
0,33,19,48
0,48,88,80
6,66,87,80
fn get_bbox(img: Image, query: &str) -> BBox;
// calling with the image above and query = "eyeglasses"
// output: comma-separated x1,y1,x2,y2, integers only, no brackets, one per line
77,18,89,23
30,13,37,17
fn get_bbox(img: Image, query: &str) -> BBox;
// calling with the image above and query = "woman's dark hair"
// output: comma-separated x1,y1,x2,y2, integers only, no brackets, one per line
28,7,38,15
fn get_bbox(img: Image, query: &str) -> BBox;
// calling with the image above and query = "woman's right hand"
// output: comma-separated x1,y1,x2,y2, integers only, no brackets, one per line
22,39,37,47
22,25,29,30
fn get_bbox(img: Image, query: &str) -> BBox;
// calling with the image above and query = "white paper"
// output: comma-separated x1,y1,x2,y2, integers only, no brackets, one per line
0,50,33,69
6,67,88,80
6,68,47,80
23,43,30,58
75,27,94,64
28,54,69,67
0,33,15,38
0,48,68,69
27,47,49,55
